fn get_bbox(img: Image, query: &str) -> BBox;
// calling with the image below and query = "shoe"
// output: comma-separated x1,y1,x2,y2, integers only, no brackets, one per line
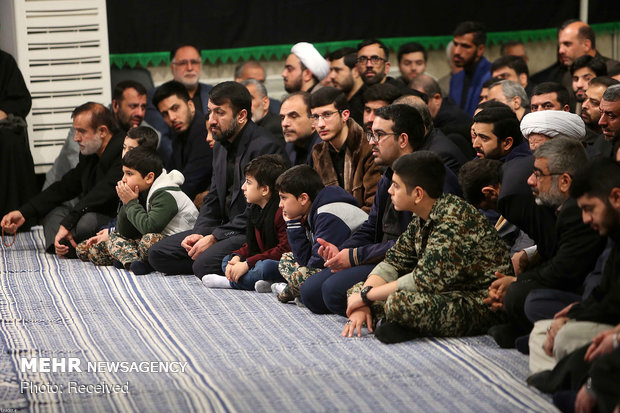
552,390,577,413
277,286,297,303
112,259,125,270
271,282,287,295
374,321,418,344
515,334,530,354
487,323,519,349
254,280,273,293
129,260,153,275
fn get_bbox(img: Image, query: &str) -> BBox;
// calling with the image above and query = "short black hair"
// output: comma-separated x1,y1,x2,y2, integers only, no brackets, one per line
113,80,147,102
531,82,571,109
170,44,201,61
152,80,190,108
209,81,253,119
126,126,159,151
375,104,426,150
570,55,607,76
392,151,445,198
72,102,119,134
453,21,487,46
281,92,312,116
397,42,427,63
309,86,348,111
483,77,502,89
362,83,403,105
244,154,289,194
326,47,357,61
122,146,163,180
473,106,524,146
458,158,503,207
476,100,511,112
357,39,389,60
589,76,620,89
570,158,620,200
491,55,529,77
275,164,324,201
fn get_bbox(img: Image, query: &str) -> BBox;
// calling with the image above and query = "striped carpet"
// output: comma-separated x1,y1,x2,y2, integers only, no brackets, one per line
0,227,557,412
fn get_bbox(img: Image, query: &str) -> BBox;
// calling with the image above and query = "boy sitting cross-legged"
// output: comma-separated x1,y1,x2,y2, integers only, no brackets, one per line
201,154,291,291
273,165,368,303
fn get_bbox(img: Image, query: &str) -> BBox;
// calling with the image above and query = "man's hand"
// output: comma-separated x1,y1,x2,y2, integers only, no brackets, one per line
585,329,618,362
317,238,339,261
1,210,25,234
193,190,208,210
85,228,110,247
226,261,249,282
543,317,569,357
342,306,373,338
483,272,516,310
554,302,578,319
511,250,529,275
181,234,203,252
574,383,596,413
54,225,77,256
116,180,139,205
187,234,216,260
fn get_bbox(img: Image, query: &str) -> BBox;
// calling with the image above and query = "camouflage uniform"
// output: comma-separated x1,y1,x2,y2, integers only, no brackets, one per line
278,252,321,297
76,237,113,266
76,231,163,268
351,193,511,337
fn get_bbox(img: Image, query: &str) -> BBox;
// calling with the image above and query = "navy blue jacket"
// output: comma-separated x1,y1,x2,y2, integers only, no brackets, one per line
286,186,367,268
498,140,534,200
449,57,492,116
193,121,285,240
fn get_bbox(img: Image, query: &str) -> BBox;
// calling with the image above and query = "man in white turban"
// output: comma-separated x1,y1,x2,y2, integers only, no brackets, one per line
282,42,329,94
520,110,586,152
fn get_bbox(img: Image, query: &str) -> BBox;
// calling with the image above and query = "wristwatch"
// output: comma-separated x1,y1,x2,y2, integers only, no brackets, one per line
361,286,373,305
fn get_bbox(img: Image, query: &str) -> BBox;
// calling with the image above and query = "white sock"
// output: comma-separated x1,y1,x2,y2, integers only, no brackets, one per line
254,280,273,293
271,282,287,295
202,274,231,289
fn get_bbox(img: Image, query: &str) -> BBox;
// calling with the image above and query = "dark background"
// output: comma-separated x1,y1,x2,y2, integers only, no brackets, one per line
106,0,620,54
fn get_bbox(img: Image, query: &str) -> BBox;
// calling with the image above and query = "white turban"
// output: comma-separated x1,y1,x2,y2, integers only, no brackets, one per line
520,110,586,141
290,42,330,81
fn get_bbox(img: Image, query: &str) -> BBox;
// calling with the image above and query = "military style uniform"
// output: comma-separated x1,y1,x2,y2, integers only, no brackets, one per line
352,193,511,337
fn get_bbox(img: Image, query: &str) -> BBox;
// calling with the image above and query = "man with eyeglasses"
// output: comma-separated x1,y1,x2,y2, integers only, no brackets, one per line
485,137,605,349
308,87,381,214
146,44,213,166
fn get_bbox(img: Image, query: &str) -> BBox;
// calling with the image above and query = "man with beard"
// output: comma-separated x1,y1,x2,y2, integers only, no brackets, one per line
325,48,364,124
486,137,606,348
241,79,283,142
599,85,620,159
530,82,572,113
449,21,492,116
309,87,381,213
571,56,607,105
152,80,212,202
396,42,427,85
281,42,329,94
362,83,403,132
148,81,285,278
146,44,213,165
279,92,321,166
580,77,618,157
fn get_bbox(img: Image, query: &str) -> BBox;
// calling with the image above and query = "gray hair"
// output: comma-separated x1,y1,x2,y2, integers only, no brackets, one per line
393,95,433,131
241,78,268,98
495,80,529,108
234,60,265,80
534,136,588,177
602,84,620,102
410,74,442,98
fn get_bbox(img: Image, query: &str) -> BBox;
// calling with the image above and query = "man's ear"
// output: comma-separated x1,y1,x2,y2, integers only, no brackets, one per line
582,38,593,53
512,96,522,112
481,185,500,201
384,60,391,75
187,100,196,117
341,109,350,122
302,68,313,83
562,104,571,112
608,187,620,209
502,136,514,152
398,133,409,149
476,44,485,59
97,125,110,138
412,186,425,204
237,108,248,123
112,99,120,114
262,96,270,112
518,73,528,88
558,173,572,194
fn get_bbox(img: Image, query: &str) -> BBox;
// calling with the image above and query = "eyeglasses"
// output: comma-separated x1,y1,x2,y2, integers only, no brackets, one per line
172,59,202,67
366,131,396,143
532,170,562,180
356,55,386,65
310,110,341,123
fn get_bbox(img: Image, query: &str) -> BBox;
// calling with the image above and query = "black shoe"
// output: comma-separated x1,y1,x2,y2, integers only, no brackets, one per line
515,334,530,354
129,260,154,275
488,323,519,349
374,321,418,344
112,259,125,270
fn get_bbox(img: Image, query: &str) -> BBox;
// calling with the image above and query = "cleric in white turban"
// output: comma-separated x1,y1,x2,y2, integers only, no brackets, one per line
290,42,330,81
520,110,586,152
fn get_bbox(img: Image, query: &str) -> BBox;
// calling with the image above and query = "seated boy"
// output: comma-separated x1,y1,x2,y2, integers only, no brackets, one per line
79,146,198,274
273,165,368,303
201,155,291,291
342,151,512,343
76,126,159,265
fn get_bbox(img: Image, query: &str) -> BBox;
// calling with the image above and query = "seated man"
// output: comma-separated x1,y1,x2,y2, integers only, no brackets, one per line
280,92,321,166
241,79,283,142
148,81,285,278
1,102,124,256
152,80,212,202
520,109,586,152
342,151,511,344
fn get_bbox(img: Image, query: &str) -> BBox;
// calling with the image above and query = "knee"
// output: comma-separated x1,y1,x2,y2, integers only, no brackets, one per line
73,213,100,241
322,278,348,317
300,276,328,314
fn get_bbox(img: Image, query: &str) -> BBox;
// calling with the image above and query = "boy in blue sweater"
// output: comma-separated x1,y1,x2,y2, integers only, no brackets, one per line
274,165,367,303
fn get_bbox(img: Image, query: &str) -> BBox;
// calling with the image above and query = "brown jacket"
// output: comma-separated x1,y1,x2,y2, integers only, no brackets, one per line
312,118,381,213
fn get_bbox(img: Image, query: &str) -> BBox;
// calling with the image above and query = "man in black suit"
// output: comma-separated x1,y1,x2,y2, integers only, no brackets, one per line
148,81,285,278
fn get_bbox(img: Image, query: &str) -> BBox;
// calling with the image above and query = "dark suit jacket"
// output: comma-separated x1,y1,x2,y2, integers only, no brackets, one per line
193,121,285,240
421,128,467,175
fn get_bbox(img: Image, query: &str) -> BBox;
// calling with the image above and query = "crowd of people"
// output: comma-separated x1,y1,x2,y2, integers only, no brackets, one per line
1,18,620,413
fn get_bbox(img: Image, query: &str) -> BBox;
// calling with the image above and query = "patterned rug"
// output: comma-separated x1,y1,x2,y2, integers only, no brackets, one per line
0,228,557,412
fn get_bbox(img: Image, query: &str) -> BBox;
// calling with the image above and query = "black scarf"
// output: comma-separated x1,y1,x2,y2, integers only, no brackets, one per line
247,196,279,257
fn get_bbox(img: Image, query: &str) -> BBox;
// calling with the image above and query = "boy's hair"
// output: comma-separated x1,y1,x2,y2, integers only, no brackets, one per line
570,158,620,200
126,126,159,151
152,80,190,108
244,154,289,194
122,146,163,180
309,86,348,111
391,151,445,198
275,165,324,201
458,158,503,207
